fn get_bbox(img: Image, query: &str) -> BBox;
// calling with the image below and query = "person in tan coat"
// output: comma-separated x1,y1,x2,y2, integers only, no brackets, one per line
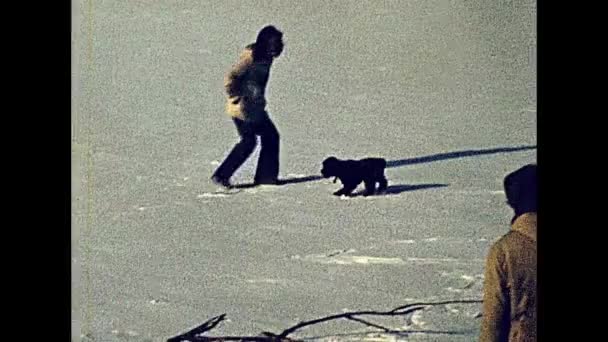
211,25,284,187
480,164,537,342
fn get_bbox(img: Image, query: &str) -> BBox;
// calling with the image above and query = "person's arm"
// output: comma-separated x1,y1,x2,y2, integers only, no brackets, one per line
480,243,510,342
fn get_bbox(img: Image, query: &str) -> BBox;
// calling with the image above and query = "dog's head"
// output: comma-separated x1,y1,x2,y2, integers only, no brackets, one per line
321,156,340,179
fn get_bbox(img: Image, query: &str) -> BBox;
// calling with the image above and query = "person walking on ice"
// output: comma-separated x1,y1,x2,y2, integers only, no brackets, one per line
211,25,285,188
480,164,537,342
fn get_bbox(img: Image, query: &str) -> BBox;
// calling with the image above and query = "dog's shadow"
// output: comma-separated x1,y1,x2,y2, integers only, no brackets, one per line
352,183,449,197
232,180,449,196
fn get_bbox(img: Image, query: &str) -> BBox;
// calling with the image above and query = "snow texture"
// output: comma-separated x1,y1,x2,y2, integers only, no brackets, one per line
72,0,536,340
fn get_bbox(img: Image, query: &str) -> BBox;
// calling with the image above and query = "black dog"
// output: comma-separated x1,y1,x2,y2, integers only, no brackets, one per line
321,156,388,196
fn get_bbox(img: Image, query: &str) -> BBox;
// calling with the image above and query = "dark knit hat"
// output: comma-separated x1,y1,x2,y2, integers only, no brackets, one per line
504,164,538,216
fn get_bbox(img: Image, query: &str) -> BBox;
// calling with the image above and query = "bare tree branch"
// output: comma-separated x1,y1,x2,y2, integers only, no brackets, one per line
167,314,226,342
390,299,482,313
167,299,483,342
277,299,481,338
345,316,392,332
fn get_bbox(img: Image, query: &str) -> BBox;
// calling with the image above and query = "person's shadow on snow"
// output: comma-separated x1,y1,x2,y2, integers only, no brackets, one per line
231,175,323,189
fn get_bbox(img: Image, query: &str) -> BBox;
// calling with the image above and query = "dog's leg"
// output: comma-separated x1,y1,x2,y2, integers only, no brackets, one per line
363,179,376,196
377,176,388,193
334,183,357,197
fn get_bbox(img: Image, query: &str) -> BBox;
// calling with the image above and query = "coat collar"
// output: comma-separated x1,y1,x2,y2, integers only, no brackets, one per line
512,212,537,242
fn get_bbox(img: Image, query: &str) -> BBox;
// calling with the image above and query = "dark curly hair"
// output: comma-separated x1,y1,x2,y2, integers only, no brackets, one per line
251,25,283,60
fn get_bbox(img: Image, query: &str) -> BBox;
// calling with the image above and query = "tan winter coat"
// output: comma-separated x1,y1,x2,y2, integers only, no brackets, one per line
224,46,273,122
480,213,537,342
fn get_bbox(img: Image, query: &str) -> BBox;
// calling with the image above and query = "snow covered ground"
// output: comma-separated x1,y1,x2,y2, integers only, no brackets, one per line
72,0,536,340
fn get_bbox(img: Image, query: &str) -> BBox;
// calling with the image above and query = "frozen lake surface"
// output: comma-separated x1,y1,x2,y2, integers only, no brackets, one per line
72,0,536,340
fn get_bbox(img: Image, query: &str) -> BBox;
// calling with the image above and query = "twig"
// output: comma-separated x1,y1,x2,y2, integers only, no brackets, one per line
275,307,423,338
390,299,483,313
184,336,296,341
277,299,482,338
345,316,391,332
167,314,226,342
167,299,483,341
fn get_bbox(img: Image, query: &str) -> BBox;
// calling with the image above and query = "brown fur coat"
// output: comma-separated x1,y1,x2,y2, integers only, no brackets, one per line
224,45,274,122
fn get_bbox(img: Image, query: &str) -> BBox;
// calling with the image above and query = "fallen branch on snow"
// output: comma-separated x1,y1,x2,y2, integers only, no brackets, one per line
167,299,482,341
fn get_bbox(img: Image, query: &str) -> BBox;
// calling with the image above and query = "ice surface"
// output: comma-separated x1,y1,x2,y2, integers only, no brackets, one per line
72,0,536,340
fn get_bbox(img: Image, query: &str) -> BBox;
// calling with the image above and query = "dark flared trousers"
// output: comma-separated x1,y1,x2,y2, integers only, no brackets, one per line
212,116,280,184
